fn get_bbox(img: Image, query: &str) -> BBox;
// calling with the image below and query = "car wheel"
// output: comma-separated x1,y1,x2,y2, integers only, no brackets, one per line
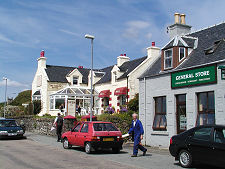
85,142,92,154
63,138,71,149
112,148,120,154
178,149,192,168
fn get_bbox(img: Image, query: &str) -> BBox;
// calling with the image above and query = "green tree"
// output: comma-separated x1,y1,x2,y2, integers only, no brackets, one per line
10,90,31,106
127,93,139,112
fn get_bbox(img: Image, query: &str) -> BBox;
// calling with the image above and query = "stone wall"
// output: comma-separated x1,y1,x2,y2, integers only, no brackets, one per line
14,116,77,136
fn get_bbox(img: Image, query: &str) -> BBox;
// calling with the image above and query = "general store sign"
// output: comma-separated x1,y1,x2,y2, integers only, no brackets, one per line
171,65,216,88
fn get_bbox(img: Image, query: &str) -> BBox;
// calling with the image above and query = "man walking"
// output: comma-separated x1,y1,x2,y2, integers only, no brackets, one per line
54,113,64,142
128,113,147,157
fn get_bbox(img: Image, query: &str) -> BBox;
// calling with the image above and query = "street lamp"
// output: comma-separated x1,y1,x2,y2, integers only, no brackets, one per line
85,34,95,122
3,77,7,118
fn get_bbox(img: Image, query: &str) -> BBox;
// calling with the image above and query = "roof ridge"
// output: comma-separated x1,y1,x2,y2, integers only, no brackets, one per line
187,22,225,36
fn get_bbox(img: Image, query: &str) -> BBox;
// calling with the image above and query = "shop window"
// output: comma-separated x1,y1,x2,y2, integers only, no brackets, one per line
73,76,78,85
193,127,212,141
196,91,215,126
179,47,185,61
153,96,167,131
164,49,173,69
120,95,127,106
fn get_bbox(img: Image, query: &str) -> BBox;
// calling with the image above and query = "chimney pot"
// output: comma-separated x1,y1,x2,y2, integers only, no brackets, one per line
124,53,126,56
180,14,186,24
152,42,155,46
120,54,123,56
40,50,45,57
174,13,180,24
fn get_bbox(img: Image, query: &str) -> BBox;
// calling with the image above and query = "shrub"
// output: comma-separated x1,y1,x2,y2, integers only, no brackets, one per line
127,93,139,112
33,100,41,115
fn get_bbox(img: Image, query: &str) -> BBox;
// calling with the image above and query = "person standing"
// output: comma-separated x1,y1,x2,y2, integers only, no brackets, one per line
54,113,64,142
128,113,147,157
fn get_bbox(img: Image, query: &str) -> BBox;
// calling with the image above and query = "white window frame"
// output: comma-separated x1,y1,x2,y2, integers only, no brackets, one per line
179,47,186,62
73,76,78,85
164,49,173,69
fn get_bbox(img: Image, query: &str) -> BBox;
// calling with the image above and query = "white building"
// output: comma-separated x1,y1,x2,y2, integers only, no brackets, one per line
32,43,160,116
139,14,225,148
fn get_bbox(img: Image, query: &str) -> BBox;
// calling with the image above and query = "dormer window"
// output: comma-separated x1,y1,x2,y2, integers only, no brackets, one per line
73,76,78,85
164,49,173,69
179,47,185,61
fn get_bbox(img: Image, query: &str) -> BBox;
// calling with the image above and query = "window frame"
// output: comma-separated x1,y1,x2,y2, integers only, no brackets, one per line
153,96,167,131
192,127,213,141
196,91,215,126
80,123,89,133
179,47,186,62
73,76,78,85
164,49,173,70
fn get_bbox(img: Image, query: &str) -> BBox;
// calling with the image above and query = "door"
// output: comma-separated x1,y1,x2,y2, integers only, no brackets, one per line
176,94,187,134
71,123,82,145
76,123,89,146
188,127,213,163
211,127,225,167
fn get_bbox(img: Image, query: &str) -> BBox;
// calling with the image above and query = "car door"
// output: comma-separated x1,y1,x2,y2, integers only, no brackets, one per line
71,123,82,145
211,127,225,167
187,127,213,163
76,123,89,147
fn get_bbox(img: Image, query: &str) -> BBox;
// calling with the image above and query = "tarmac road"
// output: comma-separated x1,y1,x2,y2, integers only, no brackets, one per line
0,133,220,169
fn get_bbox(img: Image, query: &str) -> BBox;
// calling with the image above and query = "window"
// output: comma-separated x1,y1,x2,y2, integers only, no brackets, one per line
214,128,225,144
73,76,78,85
193,127,212,141
55,98,65,110
179,47,185,61
50,98,54,109
81,123,88,133
153,96,167,131
120,95,127,105
73,124,82,132
93,123,118,131
114,72,117,82
196,91,215,126
103,97,109,106
164,49,173,69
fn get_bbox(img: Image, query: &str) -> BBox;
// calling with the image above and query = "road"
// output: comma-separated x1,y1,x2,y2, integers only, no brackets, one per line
0,133,217,169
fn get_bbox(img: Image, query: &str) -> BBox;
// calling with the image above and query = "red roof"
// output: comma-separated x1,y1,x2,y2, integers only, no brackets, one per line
98,90,110,98
114,87,127,95
64,115,77,119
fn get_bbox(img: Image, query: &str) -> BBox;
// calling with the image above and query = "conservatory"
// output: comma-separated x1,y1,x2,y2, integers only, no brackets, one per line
49,87,100,116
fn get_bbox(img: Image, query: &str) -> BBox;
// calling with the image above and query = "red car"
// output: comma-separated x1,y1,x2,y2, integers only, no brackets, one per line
61,121,124,154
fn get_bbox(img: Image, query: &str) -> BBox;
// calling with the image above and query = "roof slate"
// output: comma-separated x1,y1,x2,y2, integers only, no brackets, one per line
140,23,225,79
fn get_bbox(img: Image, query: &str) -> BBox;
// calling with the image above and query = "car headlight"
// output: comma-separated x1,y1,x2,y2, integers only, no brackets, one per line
0,131,8,135
17,130,24,133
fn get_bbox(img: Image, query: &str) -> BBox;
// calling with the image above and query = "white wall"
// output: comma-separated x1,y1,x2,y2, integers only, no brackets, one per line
139,63,225,148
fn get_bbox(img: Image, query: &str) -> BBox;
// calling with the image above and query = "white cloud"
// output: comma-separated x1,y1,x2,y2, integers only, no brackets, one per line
0,79,29,88
123,20,150,39
59,29,81,38
0,33,20,44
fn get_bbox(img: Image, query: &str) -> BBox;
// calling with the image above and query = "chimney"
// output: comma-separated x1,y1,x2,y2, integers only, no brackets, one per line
180,14,185,24
146,42,160,58
117,54,130,67
37,50,46,69
167,13,191,39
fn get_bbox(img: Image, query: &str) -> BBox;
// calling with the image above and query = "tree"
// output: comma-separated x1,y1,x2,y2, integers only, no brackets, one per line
127,93,139,112
10,90,32,106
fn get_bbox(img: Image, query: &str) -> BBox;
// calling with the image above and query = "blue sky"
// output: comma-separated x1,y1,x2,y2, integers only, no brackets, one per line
0,0,225,102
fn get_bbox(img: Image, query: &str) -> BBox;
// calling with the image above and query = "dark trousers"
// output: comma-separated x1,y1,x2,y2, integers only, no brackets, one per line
133,142,147,155
56,125,62,141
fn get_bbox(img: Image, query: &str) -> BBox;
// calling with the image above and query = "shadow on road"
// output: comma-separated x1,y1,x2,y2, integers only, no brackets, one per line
0,136,27,141
174,162,223,169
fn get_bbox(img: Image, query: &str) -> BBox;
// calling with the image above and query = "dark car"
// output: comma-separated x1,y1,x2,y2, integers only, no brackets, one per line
0,118,25,139
62,121,123,154
169,125,225,168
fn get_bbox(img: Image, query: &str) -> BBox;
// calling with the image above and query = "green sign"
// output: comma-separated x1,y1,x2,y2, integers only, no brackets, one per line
171,65,217,88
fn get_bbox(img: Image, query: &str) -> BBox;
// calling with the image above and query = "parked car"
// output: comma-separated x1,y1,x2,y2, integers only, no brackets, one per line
0,118,25,139
169,125,225,168
61,121,124,154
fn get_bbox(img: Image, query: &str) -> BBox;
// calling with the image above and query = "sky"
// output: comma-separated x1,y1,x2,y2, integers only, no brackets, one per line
0,0,225,102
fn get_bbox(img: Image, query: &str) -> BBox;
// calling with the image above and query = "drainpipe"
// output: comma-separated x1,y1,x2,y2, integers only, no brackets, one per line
144,77,147,145
126,76,129,104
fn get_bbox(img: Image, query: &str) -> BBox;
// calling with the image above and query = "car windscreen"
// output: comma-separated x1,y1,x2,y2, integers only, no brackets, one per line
0,120,18,127
93,123,118,131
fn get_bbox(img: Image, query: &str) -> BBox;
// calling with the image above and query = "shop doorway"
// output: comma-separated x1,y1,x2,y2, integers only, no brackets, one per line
176,94,187,134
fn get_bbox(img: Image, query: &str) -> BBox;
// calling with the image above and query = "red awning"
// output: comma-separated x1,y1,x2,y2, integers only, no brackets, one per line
114,87,127,95
98,90,110,98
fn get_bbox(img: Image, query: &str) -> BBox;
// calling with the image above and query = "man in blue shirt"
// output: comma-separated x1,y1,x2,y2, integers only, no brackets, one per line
129,113,147,157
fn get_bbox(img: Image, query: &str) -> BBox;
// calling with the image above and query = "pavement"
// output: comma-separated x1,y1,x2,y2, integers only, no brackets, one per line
0,132,219,169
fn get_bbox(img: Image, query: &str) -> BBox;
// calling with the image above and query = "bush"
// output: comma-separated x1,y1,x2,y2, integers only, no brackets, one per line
33,100,41,115
127,93,139,112
10,90,31,106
